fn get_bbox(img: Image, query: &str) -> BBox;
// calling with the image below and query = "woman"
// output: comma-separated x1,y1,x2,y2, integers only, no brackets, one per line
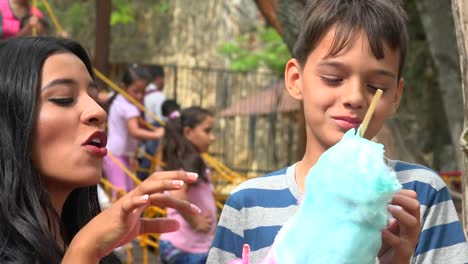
0,36,200,263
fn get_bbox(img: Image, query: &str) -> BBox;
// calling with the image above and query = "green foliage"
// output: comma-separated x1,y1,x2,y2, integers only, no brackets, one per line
219,27,290,75
63,2,89,29
59,1,91,36
111,0,135,26
154,0,170,15
35,2,45,12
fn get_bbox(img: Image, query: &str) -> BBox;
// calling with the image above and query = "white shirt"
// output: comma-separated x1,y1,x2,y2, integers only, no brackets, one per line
144,83,166,123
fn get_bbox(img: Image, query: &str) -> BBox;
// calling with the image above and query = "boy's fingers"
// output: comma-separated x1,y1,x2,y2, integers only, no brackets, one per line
391,194,420,220
395,189,417,199
388,206,419,229
378,219,399,257
388,206,421,245
382,228,401,248
378,240,391,258
387,218,399,235
140,218,180,234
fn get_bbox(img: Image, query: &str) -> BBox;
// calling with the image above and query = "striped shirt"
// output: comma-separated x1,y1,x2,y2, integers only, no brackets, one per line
207,161,468,263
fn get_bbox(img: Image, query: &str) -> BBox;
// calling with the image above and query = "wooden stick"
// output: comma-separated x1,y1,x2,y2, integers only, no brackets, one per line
359,89,383,137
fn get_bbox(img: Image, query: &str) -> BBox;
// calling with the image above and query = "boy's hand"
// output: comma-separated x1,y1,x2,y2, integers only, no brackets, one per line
378,190,421,264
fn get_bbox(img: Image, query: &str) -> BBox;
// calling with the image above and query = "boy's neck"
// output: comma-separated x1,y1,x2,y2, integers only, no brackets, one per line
295,147,324,193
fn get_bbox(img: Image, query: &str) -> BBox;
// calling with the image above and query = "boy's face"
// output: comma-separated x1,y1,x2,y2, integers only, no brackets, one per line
285,27,403,152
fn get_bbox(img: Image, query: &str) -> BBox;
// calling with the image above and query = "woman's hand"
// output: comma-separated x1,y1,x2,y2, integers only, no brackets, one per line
378,189,421,264
63,170,200,263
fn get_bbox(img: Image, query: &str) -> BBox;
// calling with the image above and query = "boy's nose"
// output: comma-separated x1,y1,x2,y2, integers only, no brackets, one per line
342,80,366,110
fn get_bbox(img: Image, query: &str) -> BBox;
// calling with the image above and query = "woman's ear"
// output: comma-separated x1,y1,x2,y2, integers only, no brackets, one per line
285,58,303,101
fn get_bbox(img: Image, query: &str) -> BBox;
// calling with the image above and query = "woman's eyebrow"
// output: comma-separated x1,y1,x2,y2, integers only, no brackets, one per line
41,78,77,91
41,79,99,91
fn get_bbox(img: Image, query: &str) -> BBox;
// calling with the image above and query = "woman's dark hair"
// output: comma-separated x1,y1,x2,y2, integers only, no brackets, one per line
294,0,408,79
162,106,213,183
0,37,119,263
106,64,150,109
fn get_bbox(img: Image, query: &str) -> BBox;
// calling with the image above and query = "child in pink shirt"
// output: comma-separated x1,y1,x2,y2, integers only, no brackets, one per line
159,106,217,264
0,0,46,39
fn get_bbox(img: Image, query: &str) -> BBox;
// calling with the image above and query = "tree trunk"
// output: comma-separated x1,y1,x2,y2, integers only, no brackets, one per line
451,0,468,236
415,0,463,171
254,0,283,34
94,0,111,89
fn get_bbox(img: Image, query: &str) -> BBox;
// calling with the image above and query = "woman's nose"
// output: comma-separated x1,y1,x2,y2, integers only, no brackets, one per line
81,95,107,126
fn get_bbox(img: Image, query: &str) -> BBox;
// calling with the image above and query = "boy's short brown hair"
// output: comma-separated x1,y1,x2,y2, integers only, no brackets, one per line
293,0,408,79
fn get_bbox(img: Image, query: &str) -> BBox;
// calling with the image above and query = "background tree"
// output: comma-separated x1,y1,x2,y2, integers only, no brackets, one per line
451,0,468,235
414,0,462,170
254,0,460,171
219,27,290,75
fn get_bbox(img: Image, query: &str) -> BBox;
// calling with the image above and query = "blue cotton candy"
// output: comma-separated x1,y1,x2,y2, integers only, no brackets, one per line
271,129,401,264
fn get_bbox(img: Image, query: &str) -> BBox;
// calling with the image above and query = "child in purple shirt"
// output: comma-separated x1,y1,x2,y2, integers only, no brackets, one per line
104,65,164,198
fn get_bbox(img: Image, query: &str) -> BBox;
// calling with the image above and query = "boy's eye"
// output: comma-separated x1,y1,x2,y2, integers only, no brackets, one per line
49,98,74,106
367,84,386,92
320,76,343,85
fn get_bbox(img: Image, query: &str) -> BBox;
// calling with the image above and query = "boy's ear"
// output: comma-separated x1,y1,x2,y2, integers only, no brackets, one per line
285,58,303,101
391,79,404,113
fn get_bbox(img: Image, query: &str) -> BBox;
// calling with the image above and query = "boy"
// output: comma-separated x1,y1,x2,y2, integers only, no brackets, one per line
144,64,166,123
208,0,468,263
138,64,166,180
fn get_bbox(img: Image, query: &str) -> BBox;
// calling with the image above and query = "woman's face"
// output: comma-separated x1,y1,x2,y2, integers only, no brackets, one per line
31,53,107,193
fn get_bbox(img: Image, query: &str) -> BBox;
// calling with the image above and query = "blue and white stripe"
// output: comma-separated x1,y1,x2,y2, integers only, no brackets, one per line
208,161,468,263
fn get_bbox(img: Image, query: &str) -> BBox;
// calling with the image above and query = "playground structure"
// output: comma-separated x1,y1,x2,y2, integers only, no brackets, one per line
30,0,466,262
